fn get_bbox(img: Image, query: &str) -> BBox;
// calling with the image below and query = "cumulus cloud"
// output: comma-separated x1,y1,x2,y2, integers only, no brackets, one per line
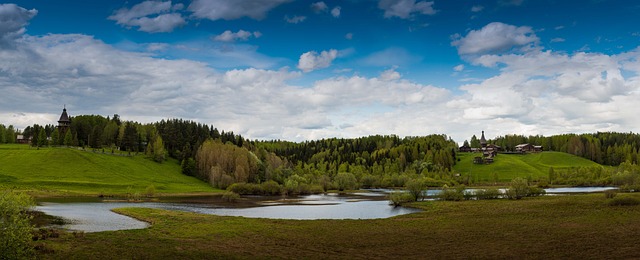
284,15,306,24
451,22,539,55
188,0,289,21
378,0,436,19
297,49,338,72
0,4,37,48
108,1,185,33
311,2,328,13
331,7,341,18
379,67,401,81
212,30,261,42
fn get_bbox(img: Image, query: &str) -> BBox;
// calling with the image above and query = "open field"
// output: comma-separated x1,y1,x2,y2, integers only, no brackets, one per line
0,144,216,196
35,193,640,259
454,151,602,183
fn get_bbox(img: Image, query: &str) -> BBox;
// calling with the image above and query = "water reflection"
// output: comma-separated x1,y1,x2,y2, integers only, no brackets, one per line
36,193,421,233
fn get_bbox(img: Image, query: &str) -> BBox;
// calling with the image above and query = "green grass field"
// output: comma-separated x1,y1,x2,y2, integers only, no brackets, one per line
35,193,640,259
454,151,602,183
0,144,216,196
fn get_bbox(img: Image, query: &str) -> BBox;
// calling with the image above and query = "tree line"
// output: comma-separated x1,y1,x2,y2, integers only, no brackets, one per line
5,114,640,193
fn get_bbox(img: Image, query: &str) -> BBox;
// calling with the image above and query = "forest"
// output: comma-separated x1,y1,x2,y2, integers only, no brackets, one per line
2,114,640,194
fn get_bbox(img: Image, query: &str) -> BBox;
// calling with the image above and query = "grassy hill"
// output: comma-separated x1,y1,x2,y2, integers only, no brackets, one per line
454,151,602,183
0,144,216,196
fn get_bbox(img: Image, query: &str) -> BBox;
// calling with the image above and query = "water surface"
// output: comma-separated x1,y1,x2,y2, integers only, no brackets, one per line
36,192,420,233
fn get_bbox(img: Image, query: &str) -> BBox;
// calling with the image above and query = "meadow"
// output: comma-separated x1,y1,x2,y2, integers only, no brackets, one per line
453,151,602,183
35,193,640,259
0,144,216,196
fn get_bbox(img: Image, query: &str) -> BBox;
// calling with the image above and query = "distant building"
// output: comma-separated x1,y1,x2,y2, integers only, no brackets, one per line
471,131,500,164
57,106,71,135
515,143,543,153
16,134,30,144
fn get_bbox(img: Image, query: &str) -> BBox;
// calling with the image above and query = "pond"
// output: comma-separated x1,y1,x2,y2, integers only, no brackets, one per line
35,192,421,233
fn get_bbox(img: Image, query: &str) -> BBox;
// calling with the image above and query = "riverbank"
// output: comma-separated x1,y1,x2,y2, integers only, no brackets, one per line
34,192,640,259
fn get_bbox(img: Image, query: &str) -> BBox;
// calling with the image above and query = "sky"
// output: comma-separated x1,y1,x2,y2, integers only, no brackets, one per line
1,0,640,143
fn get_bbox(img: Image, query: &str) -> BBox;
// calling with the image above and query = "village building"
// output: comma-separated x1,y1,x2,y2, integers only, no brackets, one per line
462,131,501,164
57,106,71,135
515,143,543,153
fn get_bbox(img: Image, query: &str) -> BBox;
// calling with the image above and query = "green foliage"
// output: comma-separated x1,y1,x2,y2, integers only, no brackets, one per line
221,191,240,203
404,179,426,201
334,172,358,191
0,190,35,259
195,139,258,189
505,177,546,199
63,130,73,146
146,131,166,163
388,191,414,206
145,185,156,197
475,188,503,200
439,185,466,201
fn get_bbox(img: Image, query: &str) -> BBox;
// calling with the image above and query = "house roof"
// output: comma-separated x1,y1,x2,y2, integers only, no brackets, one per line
58,108,70,123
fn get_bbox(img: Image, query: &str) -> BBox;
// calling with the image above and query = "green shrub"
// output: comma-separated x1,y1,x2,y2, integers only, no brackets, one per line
404,179,426,201
0,191,35,259
228,183,260,195
475,188,502,200
334,172,358,191
389,191,414,206
221,191,240,203
260,181,282,195
145,185,156,197
507,177,530,200
439,185,465,201
607,196,640,206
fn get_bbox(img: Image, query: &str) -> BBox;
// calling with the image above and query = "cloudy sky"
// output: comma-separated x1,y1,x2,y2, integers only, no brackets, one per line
1,0,639,143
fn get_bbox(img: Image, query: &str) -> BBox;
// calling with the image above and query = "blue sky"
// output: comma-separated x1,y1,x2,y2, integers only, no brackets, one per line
2,0,640,143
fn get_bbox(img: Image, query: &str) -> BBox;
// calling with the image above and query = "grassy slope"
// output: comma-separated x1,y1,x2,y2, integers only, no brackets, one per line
454,151,601,183
38,193,640,259
0,144,215,195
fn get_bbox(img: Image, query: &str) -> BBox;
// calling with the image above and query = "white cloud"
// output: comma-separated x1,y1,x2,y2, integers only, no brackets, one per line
212,30,260,42
297,49,338,73
108,1,185,33
345,33,353,40
551,37,565,43
311,2,328,13
188,0,289,21
379,67,401,81
331,6,341,18
451,22,539,55
471,5,484,12
284,15,306,24
0,4,37,48
453,64,465,72
378,0,436,19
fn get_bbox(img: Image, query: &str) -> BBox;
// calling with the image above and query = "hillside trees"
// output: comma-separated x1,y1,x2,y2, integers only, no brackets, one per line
195,139,258,189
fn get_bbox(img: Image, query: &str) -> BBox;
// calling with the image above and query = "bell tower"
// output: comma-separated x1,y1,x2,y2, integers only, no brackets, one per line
57,105,71,135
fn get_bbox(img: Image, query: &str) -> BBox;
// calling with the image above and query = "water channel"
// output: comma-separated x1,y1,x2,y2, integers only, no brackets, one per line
35,187,618,233
36,192,420,233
